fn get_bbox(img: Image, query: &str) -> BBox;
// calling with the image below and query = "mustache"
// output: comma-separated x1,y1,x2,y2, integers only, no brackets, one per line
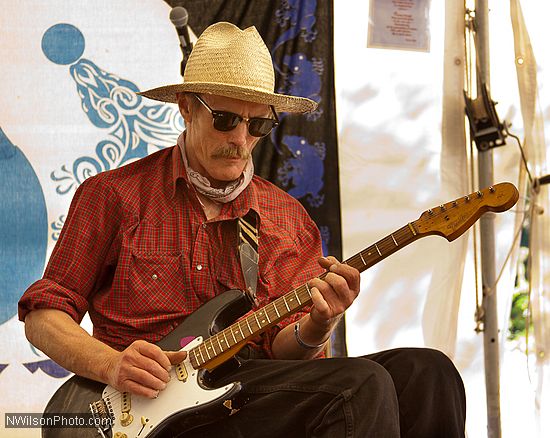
211,145,250,160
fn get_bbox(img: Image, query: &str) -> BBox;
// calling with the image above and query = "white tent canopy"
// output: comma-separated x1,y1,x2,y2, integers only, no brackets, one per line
336,1,550,437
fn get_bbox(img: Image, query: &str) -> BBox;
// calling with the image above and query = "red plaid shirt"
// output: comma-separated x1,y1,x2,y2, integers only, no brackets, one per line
18,146,324,355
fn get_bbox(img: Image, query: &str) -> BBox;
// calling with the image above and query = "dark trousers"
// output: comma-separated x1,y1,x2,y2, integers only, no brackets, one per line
179,347,466,438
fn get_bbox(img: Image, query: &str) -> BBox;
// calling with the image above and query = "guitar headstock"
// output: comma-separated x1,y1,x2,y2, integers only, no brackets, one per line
413,182,519,241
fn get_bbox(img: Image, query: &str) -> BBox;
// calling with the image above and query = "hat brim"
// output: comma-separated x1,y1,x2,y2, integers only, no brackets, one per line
138,82,317,113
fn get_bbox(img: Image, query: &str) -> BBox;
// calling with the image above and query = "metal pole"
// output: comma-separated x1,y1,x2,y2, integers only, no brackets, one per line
475,1,502,437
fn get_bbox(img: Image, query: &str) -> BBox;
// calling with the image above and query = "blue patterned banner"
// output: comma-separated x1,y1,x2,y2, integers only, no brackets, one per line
0,2,184,434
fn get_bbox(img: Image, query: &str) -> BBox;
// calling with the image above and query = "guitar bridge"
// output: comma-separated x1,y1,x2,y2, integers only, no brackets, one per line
90,397,115,436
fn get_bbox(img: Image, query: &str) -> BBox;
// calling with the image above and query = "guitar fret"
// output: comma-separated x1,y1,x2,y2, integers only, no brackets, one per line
273,302,281,318
206,340,215,357
283,296,291,312
387,237,398,250
237,322,245,340
245,318,253,334
254,312,261,328
294,289,302,305
203,344,211,361
216,335,223,352
374,243,382,256
224,330,231,347
230,327,238,344
298,289,308,305
359,251,366,266
305,283,312,298
190,348,198,367
265,308,272,323
391,234,398,246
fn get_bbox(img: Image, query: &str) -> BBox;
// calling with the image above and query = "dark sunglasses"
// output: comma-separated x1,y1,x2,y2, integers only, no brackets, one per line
194,94,279,138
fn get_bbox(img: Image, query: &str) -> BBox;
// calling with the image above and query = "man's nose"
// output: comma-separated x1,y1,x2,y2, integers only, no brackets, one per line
228,119,250,145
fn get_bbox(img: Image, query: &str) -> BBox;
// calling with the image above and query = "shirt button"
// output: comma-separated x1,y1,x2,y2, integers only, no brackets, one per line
196,264,203,271
202,223,207,229
151,274,158,280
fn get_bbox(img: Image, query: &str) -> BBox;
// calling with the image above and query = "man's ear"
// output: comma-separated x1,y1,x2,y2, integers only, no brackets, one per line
177,93,192,123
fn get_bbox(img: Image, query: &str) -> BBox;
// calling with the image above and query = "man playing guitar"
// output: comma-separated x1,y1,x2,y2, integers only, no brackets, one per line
19,22,467,438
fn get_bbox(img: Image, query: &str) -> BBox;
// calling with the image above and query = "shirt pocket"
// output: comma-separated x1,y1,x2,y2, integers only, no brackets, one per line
127,252,189,317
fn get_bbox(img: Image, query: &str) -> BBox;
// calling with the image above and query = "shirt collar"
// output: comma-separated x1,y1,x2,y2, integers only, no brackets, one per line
171,139,188,199
170,136,260,220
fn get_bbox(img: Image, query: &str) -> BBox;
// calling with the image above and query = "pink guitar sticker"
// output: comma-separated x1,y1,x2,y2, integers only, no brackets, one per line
180,336,196,348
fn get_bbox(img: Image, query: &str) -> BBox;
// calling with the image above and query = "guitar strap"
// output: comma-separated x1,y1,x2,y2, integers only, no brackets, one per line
237,210,259,306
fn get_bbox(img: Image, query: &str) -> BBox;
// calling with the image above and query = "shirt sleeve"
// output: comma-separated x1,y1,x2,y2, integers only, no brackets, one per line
255,211,325,359
18,175,123,323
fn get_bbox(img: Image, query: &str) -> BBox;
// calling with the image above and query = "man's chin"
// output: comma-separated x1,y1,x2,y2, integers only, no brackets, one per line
208,172,243,187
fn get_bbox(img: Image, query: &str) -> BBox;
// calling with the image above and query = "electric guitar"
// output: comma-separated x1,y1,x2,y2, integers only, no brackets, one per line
42,182,519,438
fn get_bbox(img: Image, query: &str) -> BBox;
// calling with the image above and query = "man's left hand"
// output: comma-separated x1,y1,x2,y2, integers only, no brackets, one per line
308,256,361,329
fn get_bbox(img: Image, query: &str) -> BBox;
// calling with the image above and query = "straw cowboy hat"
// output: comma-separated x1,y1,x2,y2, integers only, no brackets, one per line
139,22,317,113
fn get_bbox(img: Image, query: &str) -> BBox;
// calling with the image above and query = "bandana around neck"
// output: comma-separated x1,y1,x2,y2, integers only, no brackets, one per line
178,132,254,203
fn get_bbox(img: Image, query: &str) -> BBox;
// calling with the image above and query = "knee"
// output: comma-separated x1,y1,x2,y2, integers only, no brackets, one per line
329,357,397,397
394,349,467,433
391,348,465,392
408,348,461,380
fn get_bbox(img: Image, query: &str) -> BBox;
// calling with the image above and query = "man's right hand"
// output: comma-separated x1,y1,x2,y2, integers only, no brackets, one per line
105,340,187,398
24,309,187,399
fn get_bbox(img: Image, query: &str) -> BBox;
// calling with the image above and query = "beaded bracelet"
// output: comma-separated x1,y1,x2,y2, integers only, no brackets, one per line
294,322,327,349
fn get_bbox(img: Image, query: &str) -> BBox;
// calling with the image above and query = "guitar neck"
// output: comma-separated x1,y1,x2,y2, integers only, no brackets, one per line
345,223,419,273
188,222,420,370
186,182,519,371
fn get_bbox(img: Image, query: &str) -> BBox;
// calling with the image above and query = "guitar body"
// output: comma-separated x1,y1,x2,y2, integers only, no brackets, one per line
43,289,253,438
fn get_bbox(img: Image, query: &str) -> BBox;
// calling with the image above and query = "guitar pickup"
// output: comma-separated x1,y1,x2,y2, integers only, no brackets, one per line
175,361,188,382
121,392,131,413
